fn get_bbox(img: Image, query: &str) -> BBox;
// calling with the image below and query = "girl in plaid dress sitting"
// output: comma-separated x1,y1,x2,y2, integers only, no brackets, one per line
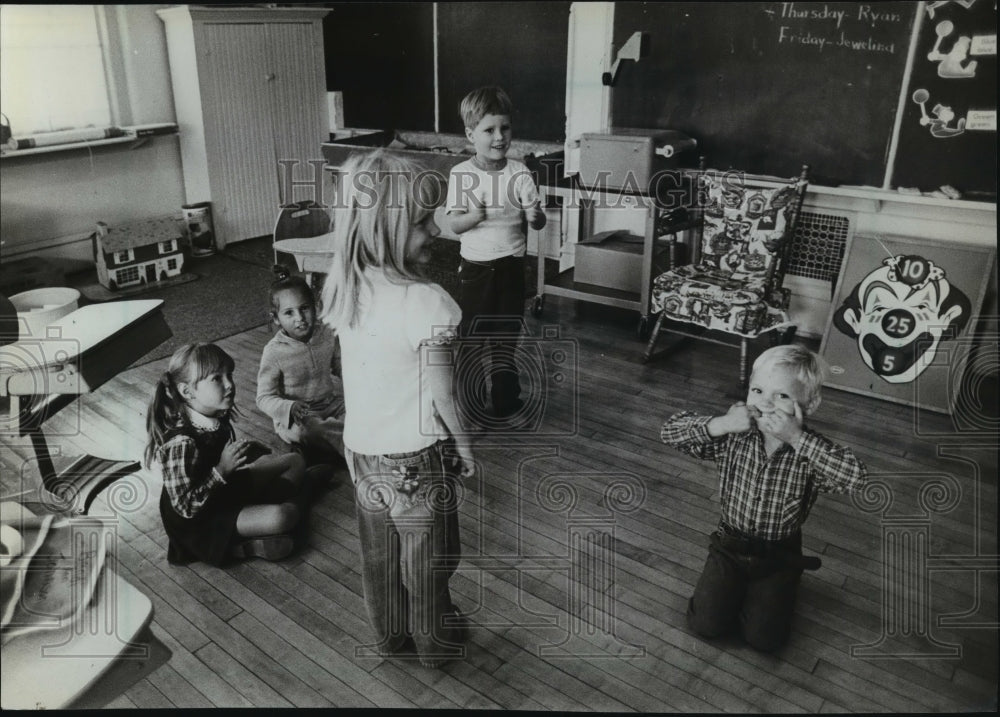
144,342,307,565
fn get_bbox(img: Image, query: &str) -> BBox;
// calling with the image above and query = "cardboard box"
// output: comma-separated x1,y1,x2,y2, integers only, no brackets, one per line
574,231,667,293
579,128,697,191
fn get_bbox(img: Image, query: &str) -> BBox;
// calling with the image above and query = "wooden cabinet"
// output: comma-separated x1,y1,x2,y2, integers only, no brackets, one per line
158,6,329,248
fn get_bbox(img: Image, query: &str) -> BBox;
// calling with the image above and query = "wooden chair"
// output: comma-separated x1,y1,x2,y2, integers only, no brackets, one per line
643,163,810,387
272,200,335,287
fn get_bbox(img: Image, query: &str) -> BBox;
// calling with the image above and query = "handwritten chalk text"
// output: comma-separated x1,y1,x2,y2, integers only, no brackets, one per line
780,2,847,29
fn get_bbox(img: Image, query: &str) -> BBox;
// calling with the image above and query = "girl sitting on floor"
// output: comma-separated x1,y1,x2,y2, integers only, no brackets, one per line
257,265,345,469
144,342,307,565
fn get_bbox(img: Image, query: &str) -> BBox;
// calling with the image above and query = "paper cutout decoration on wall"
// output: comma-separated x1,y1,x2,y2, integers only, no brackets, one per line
927,20,979,77
912,89,968,137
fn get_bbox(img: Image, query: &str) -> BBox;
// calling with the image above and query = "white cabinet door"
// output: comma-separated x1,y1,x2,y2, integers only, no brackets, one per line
199,22,279,249
265,22,328,207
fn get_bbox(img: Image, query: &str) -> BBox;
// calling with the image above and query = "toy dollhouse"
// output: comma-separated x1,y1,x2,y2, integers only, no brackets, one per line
93,217,185,291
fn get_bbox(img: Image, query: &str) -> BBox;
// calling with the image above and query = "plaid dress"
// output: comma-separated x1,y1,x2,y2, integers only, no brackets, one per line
155,419,243,565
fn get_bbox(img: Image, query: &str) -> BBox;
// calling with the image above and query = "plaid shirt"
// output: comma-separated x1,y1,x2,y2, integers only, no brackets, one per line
156,420,232,519
660,411,867,541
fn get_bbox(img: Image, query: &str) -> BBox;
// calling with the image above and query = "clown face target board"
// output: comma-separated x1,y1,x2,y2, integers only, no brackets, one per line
820,234,994,413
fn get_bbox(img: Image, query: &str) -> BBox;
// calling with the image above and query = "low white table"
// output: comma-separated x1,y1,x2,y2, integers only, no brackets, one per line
273,234,337,278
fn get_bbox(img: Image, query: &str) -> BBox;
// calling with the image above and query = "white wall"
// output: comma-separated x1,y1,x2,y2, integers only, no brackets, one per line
0,5,184,264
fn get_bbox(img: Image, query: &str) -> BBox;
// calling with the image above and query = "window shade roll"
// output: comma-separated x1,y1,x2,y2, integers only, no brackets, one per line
6,126,124,150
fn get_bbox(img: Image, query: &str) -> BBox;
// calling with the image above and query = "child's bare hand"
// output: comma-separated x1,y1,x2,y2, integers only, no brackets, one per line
218,439,250,478
448,440,476,479
709,402,754,436
757,402,804,446
244,440,273,464
527,203,546,230
290,401,308,426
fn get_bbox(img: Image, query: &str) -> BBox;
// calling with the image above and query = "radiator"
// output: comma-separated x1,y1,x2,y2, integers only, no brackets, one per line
787,210,852,284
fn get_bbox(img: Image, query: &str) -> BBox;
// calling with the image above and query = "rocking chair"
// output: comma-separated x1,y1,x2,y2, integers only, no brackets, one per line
643,163,810,387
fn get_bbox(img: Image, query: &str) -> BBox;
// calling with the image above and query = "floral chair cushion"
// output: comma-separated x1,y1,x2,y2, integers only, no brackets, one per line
697,172,803,279
650,172,804,338
652,265,791,336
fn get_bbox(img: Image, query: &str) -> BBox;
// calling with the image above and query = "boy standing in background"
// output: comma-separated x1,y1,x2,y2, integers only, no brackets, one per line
446,86,546,423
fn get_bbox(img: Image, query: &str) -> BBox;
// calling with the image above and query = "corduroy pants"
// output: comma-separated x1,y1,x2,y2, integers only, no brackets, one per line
346,441,464,663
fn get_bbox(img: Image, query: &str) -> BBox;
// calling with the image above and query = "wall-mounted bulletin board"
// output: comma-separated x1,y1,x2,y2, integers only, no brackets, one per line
890,0,997,199
819,234,995,413
612,2,919,188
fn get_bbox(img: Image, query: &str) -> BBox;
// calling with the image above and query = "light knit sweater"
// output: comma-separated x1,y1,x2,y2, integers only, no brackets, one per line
256,322,343,443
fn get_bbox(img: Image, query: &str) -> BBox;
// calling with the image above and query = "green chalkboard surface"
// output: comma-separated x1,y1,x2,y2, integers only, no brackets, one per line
612,2,918,187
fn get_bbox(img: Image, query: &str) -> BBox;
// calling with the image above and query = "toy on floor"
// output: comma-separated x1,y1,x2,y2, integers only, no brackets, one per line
93,217,185,291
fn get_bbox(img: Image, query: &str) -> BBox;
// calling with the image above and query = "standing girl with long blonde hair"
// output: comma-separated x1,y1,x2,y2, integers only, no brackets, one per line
321,151,474,667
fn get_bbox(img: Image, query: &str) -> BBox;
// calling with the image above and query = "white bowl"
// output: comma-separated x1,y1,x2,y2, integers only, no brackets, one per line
9,287,81,339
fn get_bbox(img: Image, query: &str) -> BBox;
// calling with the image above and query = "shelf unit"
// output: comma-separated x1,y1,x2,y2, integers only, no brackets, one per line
531,177,695,338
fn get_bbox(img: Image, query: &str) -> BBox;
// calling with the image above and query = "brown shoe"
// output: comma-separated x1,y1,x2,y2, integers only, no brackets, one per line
231,534,294,561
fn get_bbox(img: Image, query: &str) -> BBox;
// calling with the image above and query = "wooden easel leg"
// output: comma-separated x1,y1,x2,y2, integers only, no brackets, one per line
643,313,667,363
739,338,749,390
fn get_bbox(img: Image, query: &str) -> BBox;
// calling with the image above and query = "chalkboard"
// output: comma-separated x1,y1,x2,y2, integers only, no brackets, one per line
323,3,436,132
437,2,571,141
890,0,997,198
612,2,918,187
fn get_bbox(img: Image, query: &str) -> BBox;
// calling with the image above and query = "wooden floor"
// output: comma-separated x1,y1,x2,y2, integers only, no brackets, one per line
2,296,996,711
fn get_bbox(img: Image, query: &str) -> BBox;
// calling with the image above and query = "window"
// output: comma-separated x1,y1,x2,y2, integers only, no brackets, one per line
116,266,139,285
159,239,176,254
167,258,178,271
115,249,134,264
0,5,111,135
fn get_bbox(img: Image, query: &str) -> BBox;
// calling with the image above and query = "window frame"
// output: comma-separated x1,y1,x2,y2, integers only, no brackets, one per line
5,5,133,138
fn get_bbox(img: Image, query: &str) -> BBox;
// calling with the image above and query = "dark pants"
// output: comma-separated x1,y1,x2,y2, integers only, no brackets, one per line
346,441,464,663
687,524,804,652
457,255,525,417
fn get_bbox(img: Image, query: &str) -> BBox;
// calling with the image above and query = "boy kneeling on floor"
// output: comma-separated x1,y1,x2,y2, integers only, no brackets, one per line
661,345,868,651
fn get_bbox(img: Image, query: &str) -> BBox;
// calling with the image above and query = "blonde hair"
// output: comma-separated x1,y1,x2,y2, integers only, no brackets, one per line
460,86,513,129
751,344,827,406
319,150,444,330
143,343,236,467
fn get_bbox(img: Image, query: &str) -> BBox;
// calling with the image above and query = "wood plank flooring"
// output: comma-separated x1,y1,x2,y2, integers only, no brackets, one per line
2,295,996,711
